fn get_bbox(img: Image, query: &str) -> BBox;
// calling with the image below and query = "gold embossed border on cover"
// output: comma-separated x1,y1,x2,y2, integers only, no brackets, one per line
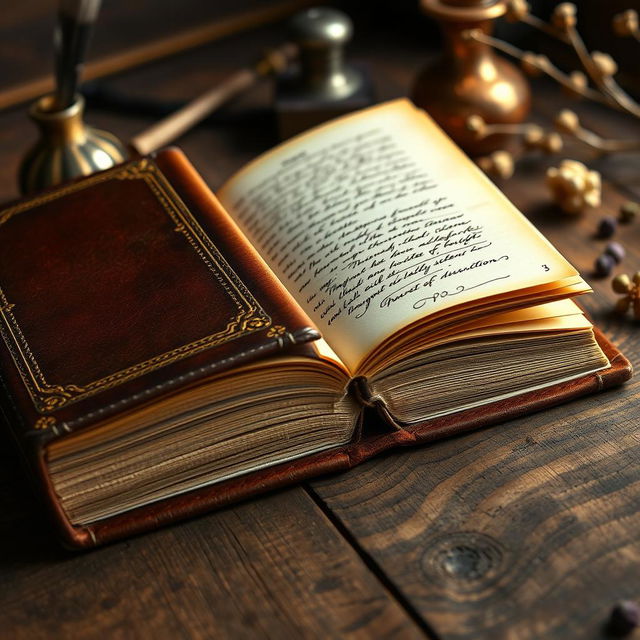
0,159,271,413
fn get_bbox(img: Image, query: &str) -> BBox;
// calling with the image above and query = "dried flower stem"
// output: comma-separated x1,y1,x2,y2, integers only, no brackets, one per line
570,124,640,152
470,113,640,154
519,12,569,42
467,4,640,120
565,26,640,118
473,122,532,136
465,30,606,104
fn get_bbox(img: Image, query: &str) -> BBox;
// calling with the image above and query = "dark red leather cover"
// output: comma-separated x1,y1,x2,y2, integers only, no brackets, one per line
0,149,324,545
0,149,319,442
0,150,632,549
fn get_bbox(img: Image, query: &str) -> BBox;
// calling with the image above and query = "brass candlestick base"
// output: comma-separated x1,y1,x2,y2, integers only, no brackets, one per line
411,0,530,155
19,94,128,195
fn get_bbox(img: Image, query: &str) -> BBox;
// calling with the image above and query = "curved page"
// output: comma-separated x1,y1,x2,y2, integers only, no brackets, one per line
217,99,581,372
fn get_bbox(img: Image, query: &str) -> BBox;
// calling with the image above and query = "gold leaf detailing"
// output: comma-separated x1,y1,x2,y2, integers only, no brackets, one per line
36,384,87,412
115,158,152,180
34,416,56,430
0,157,271,413
266,325,287,338
244,317,271,331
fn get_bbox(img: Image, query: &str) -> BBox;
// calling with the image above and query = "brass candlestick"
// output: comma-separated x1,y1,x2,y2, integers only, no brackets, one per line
411,0,530,155
18,94,127,195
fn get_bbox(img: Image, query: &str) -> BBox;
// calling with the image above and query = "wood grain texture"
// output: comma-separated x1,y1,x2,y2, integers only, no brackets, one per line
0,0,301,96
1,3,640,639
0,434,425,640
0,0,312,111
309,85,640,639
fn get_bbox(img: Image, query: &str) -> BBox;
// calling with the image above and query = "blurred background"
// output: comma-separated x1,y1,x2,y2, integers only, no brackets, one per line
1,0,639,199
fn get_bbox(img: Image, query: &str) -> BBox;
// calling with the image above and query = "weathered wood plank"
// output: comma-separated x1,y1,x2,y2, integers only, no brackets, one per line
0,436,427,640
310,377,640,639
309,131,640,639
1,6,640,639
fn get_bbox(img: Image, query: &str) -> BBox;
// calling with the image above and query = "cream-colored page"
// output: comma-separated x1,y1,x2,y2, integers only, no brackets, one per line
217,99,579,371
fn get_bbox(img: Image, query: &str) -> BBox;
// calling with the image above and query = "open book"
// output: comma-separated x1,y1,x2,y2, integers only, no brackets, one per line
0,99,627,547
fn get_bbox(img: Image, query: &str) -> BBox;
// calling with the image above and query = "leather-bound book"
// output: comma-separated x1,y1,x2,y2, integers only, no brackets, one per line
0,99,631,548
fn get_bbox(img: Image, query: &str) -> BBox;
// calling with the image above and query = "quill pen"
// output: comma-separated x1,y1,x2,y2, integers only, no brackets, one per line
54,0,102,110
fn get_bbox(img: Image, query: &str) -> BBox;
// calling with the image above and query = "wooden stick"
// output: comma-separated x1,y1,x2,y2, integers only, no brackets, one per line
129,43,298,156
0,0,312,111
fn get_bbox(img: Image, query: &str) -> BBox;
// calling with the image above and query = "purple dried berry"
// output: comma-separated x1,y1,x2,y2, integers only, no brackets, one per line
608,600,640,636
595,253,615,277
605,241,625,264
598,216,617,238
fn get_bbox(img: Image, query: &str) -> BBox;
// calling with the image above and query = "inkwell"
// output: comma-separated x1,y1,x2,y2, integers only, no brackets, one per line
19,0,127,195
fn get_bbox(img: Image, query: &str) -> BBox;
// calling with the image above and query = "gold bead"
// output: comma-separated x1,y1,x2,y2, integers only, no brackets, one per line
476,156,492,172
477,151,514,179
592,51,618,77
523,124,545,147
543,132,563,154
490,151,515,179
612,274,632,293
465,114,487,137
505,0,530,22
552,3,577,30
613,9,638,37
521,52,542,76
615,297,631,314
554,109,580,134
461,28,482,41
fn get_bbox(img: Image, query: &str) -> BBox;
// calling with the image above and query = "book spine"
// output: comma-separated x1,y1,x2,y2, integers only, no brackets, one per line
348,376,403,431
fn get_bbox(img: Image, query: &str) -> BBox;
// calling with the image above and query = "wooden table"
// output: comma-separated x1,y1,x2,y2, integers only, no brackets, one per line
1,4,639,639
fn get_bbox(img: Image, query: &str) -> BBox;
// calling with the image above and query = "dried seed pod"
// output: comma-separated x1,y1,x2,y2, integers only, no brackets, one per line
477,156,492,172
461,28,482,41
491,151,514,178
523,124,545,148
619,201,640,223
554,109,580,134
592,51,618,77
521,52,543,76
465,114,487,138
551,3,577,30
616,296,632,314
562,70,588,99
478,150,515,179
612,9,638,38
542,132,563,154
505,0,529,22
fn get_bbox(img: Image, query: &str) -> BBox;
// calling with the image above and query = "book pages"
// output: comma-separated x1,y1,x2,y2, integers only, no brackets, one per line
218,99,582,372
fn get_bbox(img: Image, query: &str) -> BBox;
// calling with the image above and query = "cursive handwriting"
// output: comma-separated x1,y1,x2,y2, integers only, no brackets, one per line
231,128,514,327
218,101,570,370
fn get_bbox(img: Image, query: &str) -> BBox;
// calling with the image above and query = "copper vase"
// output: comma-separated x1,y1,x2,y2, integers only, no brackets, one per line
411,0,530,155
19,94,128,196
